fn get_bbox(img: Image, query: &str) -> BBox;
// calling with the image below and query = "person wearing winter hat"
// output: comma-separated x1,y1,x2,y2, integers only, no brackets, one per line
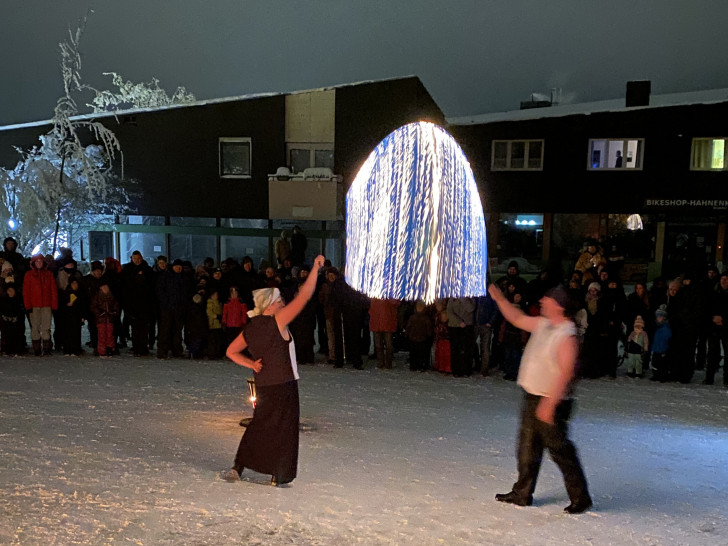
0,282,26,355
649,306,672,382
222,255,326,487
23,255,58,355
155,257,193,358
2,237,26,284
1,260,15,285
574,239,603,286
625,316,649,378
495,260,527,294
581,281,607,378
488,282,592,514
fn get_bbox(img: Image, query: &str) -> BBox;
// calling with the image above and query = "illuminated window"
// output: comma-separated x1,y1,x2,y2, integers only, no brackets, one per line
219,137,252,178
491,140,544,171
287,143,335,174
588,138,643,170
691,138,728,170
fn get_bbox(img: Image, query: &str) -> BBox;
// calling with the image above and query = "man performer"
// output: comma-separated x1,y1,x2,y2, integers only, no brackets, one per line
488,283,592,514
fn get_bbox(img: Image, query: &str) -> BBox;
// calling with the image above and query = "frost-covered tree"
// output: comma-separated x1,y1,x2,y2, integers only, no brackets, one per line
88,72,195,112
0,18,129,257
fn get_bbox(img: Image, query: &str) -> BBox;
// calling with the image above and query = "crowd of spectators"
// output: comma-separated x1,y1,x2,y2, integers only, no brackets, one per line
1,234,726,388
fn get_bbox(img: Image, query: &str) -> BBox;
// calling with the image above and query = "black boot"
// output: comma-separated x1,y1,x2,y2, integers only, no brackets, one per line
32,340,42,356
564,497,593,514
42,339,52,356
495,491,533,506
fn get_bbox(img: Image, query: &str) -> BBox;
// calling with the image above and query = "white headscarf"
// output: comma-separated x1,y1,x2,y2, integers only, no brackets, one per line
248,287,282,318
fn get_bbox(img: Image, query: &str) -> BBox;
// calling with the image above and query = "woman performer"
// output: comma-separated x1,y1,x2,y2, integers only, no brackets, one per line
222,254,325,486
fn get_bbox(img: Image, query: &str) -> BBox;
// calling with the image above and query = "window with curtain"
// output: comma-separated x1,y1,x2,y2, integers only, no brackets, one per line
691,138,727,170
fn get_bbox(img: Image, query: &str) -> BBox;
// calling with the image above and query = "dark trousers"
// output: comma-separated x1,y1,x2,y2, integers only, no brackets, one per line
650,352,669,381
449,325,474,376
1,320,25,354
670,328,698,383
207,328,224,359
316,306,328,354
87,315,98,351
129,314,150,355
148,308,158,347
503,346,523,379
706,330,728,385
342,312,362,367
511,391,590,505
696,323,710,369
408,339,431,370
373,331,394,369
157,308,185,357
475,324,493,374
62,319,82,355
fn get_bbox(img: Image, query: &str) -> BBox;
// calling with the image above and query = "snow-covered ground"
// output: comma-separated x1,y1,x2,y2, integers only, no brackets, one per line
1,350,727,545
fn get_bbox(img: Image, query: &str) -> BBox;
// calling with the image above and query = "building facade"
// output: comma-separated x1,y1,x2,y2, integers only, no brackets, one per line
2,77,726,281
0,76,444,268
449,85,728,280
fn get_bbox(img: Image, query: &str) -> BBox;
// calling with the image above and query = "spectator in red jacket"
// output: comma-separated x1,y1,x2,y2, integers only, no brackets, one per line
369,298,400,369
23,254,57,356
222,286,248,347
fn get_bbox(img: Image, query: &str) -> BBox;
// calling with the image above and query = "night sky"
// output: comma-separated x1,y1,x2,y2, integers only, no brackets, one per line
3,0,728,126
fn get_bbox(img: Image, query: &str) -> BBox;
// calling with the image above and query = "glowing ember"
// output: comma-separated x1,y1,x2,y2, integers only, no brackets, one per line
346,121,487,303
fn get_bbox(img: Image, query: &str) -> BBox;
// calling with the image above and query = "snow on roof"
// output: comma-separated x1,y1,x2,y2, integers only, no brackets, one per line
0,75,422,132
447,88,728,126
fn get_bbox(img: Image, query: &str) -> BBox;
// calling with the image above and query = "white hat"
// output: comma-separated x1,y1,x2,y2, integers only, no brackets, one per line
248,288,282,318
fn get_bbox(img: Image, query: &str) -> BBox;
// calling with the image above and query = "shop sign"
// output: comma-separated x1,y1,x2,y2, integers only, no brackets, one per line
644,199,728,210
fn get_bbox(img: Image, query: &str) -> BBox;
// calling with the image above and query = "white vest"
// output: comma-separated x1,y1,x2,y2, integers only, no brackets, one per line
518,317,576,397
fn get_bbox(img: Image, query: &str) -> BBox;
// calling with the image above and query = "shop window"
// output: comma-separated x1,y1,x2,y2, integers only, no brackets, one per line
120,232,166,265
690,138,727,170
220,218,268,229
169,217,216,227
170,234,217,265
588,138,643,170
119,215,165,226
497,213,544,260
219,138,251,178
491,140,544,171
220,235,269,266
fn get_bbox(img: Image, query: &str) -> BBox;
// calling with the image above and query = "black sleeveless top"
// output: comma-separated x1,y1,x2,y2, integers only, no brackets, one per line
243,315,295,387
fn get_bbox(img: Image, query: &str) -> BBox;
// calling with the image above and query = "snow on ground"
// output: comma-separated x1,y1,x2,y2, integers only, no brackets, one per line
1,350,727,546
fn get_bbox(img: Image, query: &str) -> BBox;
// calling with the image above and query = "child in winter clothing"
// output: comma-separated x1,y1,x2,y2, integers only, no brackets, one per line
433,308,451,373
206,290,224,359
60,279,85,356
625,315,649,378
0,284,26,355
406,301,434,371
649,306,672,382
222,286,248,348
90,282,119,358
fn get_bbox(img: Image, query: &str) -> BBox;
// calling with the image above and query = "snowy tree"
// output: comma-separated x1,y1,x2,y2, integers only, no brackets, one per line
1,13,197,257
87,72,195,112
0,17,129,257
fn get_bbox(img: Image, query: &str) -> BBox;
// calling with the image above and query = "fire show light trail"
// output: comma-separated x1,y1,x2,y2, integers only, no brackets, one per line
346,121,487,303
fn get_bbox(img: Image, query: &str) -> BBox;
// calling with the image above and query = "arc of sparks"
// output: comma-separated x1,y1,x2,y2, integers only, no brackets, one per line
345,121,487,303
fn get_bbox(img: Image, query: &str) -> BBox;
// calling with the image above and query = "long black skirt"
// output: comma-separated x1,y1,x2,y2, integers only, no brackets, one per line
233,380,299,483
